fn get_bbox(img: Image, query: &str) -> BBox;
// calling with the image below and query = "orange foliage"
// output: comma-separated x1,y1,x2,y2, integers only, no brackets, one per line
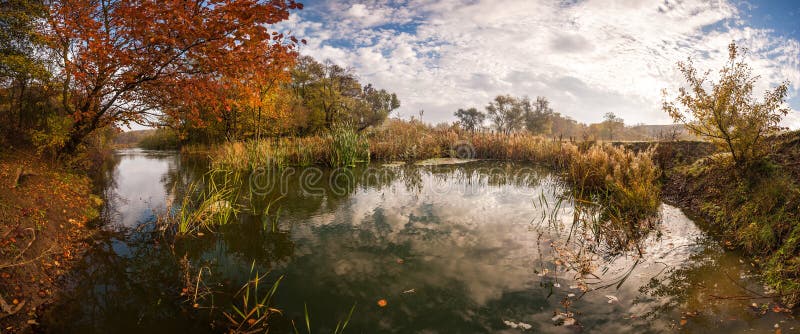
48,0,303,153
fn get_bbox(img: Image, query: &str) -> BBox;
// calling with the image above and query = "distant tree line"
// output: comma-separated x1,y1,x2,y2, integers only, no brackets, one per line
453,95,676,141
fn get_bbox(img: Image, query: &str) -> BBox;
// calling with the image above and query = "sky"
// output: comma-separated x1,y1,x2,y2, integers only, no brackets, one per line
279,0,800,127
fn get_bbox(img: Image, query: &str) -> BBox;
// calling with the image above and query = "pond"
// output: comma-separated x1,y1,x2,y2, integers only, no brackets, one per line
40,149,797,333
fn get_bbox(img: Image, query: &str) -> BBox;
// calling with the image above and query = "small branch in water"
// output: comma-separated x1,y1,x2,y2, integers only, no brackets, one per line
707,294,791,301
723,271,767,298
705,271,795,301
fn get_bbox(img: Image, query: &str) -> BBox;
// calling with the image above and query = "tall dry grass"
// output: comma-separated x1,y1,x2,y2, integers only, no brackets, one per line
564,144,661,246
212,137,330,170
207,120,661,228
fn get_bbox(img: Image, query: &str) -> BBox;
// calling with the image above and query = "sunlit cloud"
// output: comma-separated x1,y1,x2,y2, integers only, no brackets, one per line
281,0,800,127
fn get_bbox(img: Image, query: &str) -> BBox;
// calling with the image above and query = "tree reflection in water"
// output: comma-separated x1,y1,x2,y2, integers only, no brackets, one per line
40,151,799,333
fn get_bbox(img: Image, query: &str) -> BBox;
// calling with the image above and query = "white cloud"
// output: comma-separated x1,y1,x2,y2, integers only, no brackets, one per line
282,0,800,127
346,3,369,18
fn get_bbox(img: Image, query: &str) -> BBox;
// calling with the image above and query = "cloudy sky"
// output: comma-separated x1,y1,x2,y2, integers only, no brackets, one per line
282,0,800,127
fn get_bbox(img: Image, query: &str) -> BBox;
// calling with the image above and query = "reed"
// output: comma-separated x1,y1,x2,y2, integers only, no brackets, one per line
292,302,356,334
368,119,451,161
328,126,370,167
563,144,661,249
161,168,243,236
212,137,331,170
223,262,283,333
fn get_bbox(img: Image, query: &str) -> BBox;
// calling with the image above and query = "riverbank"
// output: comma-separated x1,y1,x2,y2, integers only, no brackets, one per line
662,132,800,308
0,149,103,332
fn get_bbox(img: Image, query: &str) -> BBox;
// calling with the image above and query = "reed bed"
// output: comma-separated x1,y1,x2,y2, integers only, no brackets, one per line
563,144,661,249
212,136,331,170
207,120,661,230
368,120,457,161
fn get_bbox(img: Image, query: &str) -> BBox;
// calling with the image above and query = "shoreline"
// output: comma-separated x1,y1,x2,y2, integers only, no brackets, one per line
0,149,103,332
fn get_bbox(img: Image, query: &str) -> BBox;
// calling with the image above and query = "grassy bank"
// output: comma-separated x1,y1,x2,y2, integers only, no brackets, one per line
664,132,800,307
0,148,103,331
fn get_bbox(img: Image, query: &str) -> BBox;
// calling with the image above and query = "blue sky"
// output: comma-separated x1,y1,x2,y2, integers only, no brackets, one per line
282,0,800,126
744,0,800,40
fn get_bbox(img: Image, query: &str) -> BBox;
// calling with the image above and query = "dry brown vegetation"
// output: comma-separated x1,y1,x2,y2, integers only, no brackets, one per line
209,119,663,242
0,149,102,331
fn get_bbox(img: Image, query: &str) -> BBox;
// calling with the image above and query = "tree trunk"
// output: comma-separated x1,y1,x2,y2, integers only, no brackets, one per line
59,126,89,157
58,111,100,157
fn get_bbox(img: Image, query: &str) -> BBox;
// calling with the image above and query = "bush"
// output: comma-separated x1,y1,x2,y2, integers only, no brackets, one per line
663,42,790,169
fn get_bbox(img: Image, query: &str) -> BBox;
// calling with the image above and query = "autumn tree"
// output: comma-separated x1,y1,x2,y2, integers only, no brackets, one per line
0,0,51,137
149,50,298,142
663,42,790,168
525,96,554,135
454,107,485,133
601,112,624,140
550,112,585,139
486,95,525,135
0,0,47,80
47,0,303,155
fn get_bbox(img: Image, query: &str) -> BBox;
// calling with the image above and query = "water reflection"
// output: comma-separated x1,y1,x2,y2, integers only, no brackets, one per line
41,150,798,334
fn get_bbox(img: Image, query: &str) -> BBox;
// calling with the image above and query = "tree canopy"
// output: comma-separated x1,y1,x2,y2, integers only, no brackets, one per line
486,95,526,135
48,0,304,154
454,107,485,133
525,96,554,135
663,42,790,168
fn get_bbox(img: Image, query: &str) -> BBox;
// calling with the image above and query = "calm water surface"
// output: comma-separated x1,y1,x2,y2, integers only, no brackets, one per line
40,149,798,333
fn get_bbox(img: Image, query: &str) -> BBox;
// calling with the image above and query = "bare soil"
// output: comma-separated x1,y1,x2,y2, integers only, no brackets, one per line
0,149,101,332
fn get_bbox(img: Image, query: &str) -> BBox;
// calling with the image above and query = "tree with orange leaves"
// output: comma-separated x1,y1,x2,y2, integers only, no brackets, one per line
151,46,297,142
47,0,303,155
